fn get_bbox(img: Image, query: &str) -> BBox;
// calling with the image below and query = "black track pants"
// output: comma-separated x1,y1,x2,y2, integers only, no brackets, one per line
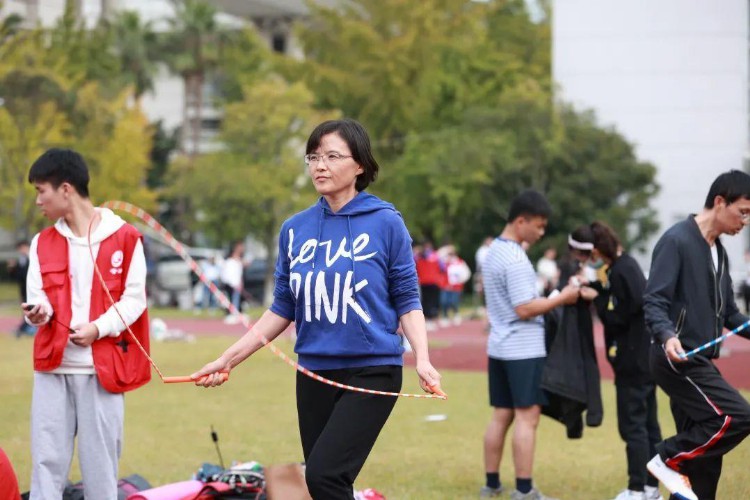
650,343,750,499
615,379,661,491
296,365,402,500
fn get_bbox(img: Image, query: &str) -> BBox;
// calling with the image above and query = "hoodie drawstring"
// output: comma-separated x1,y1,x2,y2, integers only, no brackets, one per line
348,215,356,298
312,210,324,270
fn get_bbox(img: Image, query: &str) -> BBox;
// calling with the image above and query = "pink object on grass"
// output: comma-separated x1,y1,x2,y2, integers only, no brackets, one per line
126,480,204,500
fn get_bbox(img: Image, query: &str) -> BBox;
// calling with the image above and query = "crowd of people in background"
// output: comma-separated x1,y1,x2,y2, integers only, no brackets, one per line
413,240,472,330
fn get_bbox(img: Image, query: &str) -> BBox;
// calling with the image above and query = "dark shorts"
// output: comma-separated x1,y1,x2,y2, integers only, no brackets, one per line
488,356,547,408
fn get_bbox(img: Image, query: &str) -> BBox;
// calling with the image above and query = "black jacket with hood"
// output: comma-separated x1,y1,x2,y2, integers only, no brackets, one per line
644,216,749,358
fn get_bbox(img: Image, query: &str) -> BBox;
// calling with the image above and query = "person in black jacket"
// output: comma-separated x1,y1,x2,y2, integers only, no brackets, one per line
587,222,662,500
541,225,603,440
643,170,750,500
7,240,35,337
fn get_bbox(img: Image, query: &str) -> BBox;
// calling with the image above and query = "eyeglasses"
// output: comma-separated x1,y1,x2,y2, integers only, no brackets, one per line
729,202,750,222
304,152,353,165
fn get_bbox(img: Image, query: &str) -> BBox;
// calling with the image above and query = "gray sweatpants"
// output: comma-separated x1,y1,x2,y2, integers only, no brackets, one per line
30,373,124,500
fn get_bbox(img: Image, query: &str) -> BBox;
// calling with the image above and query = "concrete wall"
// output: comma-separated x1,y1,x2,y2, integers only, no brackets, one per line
553,0,749,276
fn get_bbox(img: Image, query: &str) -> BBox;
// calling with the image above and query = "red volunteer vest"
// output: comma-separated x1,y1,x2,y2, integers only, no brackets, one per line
415,252,442,286
34,223,151,393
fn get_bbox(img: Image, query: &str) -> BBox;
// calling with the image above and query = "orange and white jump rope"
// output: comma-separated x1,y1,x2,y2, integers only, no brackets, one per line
91,201,446,399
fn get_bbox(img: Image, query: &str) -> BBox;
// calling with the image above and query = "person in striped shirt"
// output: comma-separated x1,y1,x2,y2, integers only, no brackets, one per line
480,190,580,500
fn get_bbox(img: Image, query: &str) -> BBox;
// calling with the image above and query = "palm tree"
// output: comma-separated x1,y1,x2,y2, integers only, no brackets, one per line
110,10,158,100
101,0,116,22
24,0,38,26
164,0,230,157
0,2,23,46
69,0,84,23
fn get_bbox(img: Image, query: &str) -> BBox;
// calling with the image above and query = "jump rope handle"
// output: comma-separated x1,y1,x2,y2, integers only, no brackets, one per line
428,384,448,399
162,372,230,384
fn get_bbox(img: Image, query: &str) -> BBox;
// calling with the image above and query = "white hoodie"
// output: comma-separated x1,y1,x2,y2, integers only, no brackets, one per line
27,208,148,374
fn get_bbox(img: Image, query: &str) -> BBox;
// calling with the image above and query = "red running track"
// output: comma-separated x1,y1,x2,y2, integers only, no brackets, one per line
2,314,748,389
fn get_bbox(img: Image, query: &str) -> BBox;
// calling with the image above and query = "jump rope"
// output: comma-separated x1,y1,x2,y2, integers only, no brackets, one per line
678,319,750,359
82,201,447,399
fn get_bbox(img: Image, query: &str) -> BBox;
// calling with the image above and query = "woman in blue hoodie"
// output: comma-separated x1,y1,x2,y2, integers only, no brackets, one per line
192,119,442,499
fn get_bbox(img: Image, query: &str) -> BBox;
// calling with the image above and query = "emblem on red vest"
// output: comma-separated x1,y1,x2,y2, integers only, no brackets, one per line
110,249,124,275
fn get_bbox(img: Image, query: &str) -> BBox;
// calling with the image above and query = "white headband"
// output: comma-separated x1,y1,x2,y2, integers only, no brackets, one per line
568,235,594,251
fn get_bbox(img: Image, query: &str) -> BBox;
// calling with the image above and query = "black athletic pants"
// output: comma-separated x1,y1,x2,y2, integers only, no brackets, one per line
420,284,441,320
296,365,402,500
614,379,661,491
650,343,750,499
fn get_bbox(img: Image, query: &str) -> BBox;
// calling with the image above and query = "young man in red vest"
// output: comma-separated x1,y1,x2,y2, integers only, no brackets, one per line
22,148,151,499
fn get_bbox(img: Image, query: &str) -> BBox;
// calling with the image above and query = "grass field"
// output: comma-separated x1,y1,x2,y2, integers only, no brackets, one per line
2,334,750,499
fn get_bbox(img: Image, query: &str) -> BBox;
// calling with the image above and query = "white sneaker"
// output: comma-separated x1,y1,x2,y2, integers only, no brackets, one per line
223,314,239,325
646,455,697,500
610,489,645,500
644,485,663,500
479,485,503,497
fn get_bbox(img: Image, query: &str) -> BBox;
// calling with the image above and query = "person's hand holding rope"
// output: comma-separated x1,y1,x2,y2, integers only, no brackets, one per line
191,357,232,388
416,359,444,397
666,337,688,362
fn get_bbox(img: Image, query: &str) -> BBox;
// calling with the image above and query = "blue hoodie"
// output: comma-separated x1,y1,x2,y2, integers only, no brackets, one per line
270,191,422,370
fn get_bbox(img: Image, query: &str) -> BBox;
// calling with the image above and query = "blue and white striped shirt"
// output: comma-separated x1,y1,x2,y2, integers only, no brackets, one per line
484,238,546,360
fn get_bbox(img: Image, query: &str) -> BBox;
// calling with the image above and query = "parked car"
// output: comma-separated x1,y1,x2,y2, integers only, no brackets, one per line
242,258,269,306
152,247,223,308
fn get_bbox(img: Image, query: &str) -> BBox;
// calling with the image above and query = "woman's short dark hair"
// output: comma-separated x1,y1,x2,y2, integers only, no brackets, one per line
704,170,750,208
590,221,621,262
28,148,90,198
306,119,379,192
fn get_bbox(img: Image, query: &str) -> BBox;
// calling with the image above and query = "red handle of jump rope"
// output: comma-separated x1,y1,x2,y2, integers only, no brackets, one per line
428,384,448,399
162,372,230,384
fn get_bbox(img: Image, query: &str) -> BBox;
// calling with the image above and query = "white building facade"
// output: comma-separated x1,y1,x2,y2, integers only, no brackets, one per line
553,0,750,275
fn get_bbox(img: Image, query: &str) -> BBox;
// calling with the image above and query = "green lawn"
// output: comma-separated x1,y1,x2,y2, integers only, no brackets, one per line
0,281,20,309
2,334,749,499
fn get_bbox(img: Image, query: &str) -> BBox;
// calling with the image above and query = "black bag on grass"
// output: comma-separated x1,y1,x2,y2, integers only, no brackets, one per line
21,473,151,500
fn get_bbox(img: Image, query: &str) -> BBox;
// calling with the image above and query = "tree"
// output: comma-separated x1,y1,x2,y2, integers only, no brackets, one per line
0,23,74,239
108,10,158,100
0,1,22,47
163,0,232,157
46,3,121,93
0,101,71,241
0,17,156,239
288,0,658,262
389,81,659,262
293,0,549,143
170,78,336,304
147,120,179,189
214,27,269,104
71,83,156,210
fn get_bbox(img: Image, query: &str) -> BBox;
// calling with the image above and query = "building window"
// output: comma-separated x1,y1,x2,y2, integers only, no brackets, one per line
271,33,287,53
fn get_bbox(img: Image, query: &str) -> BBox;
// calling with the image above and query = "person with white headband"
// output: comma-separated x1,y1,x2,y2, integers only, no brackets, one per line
560,228,598,288
584,222,663,500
